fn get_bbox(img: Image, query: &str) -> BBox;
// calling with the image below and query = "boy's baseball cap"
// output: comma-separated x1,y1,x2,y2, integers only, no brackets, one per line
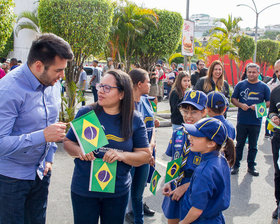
178,90,207,110
182,117,228,145
207,91,229,109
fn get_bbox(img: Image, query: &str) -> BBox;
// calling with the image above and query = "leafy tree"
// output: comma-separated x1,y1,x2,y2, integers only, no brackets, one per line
210,14,242,86
256,39,279,76
0,0,16,52
135,9,183,71
38,0,113,120
233,35,255,80
109,1,157,72
260,31,280,40
0,32,14,58
15,9,40,36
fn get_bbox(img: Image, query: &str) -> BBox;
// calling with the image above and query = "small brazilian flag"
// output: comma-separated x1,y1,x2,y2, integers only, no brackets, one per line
150,170,161,195
255,102,267,118
70,110,108,154
89,158,117,193
266,118,280,131
165,157,182,183
150,101,157,113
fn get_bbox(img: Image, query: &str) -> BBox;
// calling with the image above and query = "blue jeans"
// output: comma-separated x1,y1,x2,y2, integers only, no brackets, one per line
71,191,129,224
0,172,51,224
130,164,150,224
234,123,261,169
91,86,98,102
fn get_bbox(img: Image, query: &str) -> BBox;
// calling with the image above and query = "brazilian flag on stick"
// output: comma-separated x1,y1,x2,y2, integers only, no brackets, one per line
150,100,157,113
150,170,161,195
165,157,182,183
70,110,108,155
266,118,280,131
255,102,267,118
89,158,117,193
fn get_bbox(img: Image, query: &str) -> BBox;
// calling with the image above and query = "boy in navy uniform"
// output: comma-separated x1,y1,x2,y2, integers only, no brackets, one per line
162,90,207,224
206,91,236,140
180,118,235,224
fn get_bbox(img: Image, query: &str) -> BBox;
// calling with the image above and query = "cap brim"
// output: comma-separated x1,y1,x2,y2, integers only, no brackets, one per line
182,123,206,137
178,101,204,110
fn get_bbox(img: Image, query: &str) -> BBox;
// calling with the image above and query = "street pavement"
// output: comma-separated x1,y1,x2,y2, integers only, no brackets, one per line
46,92,278,224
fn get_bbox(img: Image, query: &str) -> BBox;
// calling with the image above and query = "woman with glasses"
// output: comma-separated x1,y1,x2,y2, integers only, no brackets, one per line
63,70,151,224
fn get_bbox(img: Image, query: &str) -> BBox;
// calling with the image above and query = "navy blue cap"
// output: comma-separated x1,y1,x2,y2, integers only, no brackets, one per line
178,90,207,110
183,117,228,145
206,91,229,109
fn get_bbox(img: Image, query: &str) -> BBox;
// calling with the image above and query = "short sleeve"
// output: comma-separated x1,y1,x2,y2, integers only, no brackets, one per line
165,135,174,157
66,107,92,142
132,114,149,149
190,171,213,210
231,82,240,99
264,84,271,102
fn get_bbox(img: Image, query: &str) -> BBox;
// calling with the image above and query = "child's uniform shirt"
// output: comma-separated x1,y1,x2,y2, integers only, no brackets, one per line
162,127,202,219
180,150,231,224
214,115,236,140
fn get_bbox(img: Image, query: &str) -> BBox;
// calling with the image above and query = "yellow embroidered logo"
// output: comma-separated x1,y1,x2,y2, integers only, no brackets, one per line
190,91,196,99
193,156,201,165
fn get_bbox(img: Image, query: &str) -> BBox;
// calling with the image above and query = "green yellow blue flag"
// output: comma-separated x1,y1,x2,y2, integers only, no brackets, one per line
89,158,117,193
255,102,267,118
165,157,182,183
150,170,161,195
266,118,280,132
150,100,157,113
70,110,108,154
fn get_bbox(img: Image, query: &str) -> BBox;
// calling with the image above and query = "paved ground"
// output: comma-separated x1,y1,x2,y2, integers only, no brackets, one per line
46,93,278,224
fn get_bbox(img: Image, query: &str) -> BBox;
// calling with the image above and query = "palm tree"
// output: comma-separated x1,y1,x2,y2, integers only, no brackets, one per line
109,2,158,72
15,9,40,36
210,14,242,87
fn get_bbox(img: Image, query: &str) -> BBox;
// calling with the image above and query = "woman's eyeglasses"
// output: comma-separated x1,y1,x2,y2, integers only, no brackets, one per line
96,83,120,93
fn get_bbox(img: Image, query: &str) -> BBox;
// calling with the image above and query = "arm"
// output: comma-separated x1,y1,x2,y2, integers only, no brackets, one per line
170,182,190,201
102,147,151,167
231,98,249,111
180,207,203,224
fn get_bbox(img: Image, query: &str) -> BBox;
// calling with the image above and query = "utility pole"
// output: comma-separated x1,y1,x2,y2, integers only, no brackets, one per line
184,0,190,71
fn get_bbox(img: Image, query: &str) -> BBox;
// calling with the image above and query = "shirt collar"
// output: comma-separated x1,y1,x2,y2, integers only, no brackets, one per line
214,115,225,122
22,63,44,91
201,150,219,161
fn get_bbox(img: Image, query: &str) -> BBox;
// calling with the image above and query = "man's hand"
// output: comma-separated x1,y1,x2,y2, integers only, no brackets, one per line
43,162,52,176
250,104,256,111
240,103,250,111
79,151,96,161
272,116,280,126
44,122,67,142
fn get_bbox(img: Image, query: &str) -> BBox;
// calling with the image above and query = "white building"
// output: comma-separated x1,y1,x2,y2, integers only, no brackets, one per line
9,0,37,62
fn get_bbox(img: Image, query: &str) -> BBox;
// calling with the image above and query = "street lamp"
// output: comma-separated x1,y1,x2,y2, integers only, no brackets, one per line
237,0,280,63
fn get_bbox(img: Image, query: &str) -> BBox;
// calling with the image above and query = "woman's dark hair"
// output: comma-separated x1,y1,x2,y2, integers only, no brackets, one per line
171,71,190,98
27,33,73,68
128,68,148,86
216,137,236,167
203,60,224,93
95,70,134,140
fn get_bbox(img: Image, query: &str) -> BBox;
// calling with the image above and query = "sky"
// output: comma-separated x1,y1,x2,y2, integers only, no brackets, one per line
131,0,280,28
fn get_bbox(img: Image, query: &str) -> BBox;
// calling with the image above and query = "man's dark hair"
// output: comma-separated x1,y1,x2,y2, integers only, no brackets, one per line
27,33,73,67
10,58,18,65
196,59,204,66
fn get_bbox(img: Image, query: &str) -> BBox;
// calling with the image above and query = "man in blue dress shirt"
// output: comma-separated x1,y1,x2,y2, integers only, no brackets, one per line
0,33,73,224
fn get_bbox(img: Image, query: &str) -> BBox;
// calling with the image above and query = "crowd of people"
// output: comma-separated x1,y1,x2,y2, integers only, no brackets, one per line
0,32,280,224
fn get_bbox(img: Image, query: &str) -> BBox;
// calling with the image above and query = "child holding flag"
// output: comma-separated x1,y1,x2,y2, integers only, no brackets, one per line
162,90,207,224
180,117,235,224
206,91,236,140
